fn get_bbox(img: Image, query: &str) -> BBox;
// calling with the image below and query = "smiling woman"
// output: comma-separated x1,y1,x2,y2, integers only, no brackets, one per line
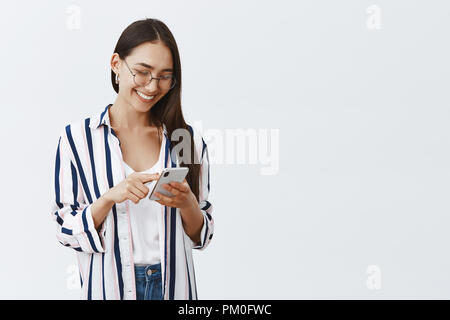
51,18,214,301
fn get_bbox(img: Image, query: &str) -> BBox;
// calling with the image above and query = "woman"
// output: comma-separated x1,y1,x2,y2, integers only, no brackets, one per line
51,18,214,300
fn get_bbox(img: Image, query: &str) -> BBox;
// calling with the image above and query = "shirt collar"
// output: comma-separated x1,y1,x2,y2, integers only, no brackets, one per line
90,103,168,136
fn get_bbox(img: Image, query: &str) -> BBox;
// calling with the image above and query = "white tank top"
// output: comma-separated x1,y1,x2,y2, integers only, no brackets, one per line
123,133,165,266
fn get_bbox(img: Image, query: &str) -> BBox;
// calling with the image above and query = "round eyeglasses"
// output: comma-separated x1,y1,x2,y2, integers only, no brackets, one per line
123,59,176,90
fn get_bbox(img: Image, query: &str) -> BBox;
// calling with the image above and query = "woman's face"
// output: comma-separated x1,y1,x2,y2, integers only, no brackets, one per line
111,41,174,113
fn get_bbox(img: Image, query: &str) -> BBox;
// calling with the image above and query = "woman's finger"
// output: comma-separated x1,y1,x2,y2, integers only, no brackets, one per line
162,183,180,196
127,191,140,204
137,172,161,184
133,181,150,197
154,192,174,206
129,185,146,199
169,181,189,193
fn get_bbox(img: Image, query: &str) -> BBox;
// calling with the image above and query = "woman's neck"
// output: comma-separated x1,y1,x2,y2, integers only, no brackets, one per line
109,95,154,129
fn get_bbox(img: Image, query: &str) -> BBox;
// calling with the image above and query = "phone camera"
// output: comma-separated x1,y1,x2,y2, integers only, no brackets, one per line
163,171,169,177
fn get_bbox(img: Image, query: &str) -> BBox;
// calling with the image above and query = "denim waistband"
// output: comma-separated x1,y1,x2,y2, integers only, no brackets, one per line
134,262,161,280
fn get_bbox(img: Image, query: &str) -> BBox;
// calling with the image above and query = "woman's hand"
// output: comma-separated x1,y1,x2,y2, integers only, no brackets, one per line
154,178,197,209
103,172,161,204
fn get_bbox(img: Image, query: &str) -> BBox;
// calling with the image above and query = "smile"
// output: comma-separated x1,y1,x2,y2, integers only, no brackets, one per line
135,90,155,100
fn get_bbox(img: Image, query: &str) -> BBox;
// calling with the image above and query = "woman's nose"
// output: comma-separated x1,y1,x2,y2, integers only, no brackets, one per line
145,78,160,92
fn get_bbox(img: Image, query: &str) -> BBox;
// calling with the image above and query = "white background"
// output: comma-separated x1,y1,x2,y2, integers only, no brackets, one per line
1,0,450,299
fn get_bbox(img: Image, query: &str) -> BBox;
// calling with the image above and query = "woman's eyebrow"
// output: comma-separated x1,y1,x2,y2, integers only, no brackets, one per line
135,62,173,72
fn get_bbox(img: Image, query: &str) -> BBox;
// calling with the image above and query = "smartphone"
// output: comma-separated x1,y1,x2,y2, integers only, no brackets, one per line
148,167,189,201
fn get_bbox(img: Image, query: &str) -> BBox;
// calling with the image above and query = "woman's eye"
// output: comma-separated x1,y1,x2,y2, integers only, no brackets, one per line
138,71,149,75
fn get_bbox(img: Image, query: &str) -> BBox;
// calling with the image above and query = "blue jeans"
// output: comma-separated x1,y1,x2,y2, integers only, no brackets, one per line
134,262,163,300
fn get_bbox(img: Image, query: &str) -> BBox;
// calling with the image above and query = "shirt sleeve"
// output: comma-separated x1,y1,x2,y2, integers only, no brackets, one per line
191,135,214,251
51,128,107,254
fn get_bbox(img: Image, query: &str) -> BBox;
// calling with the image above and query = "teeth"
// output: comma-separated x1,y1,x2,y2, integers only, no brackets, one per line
136,90,155,100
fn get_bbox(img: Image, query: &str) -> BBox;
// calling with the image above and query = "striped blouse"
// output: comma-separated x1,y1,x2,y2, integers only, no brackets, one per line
51,103,214,300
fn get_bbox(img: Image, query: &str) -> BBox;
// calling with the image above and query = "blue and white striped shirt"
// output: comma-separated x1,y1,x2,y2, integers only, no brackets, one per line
51,103,214,300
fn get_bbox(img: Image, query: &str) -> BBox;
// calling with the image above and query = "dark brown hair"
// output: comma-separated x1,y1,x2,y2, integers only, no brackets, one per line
111,18,201,202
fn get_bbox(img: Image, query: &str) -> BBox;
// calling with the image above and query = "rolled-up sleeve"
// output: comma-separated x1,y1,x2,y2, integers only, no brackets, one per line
191,136,214,250
51,129,107,254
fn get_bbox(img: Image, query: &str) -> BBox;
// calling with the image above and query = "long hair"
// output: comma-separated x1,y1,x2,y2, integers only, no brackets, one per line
111,18,201,202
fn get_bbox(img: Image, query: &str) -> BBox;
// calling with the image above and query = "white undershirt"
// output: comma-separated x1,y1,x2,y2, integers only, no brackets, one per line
124,133,165,266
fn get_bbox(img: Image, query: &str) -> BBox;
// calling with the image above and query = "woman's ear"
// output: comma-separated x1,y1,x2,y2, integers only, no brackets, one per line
110,53,121,74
